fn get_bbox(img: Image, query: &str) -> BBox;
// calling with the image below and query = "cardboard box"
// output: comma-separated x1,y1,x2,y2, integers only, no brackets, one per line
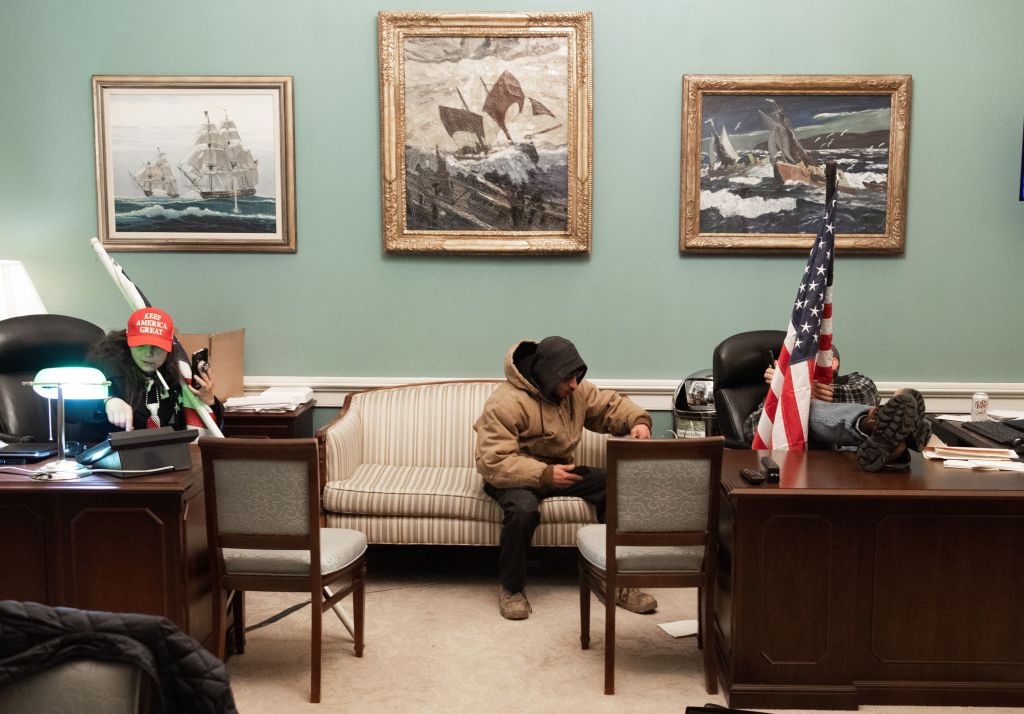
178,329,245,400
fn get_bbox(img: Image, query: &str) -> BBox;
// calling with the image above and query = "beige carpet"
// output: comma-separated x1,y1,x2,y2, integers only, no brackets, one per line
227,546,1018,714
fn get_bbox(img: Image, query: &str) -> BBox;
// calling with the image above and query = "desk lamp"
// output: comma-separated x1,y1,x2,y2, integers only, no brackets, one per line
23,367,109,480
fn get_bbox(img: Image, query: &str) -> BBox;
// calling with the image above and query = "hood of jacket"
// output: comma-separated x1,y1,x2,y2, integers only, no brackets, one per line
504,337,588,404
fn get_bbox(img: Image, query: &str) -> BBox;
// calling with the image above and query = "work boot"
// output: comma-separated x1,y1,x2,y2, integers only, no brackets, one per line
498,586,531,620
857,390,926,472
596,585,658,613
903,389,932,450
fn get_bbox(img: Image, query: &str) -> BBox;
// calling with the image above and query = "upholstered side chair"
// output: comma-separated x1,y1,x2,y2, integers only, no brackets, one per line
199,437,367,703
577,436,724,695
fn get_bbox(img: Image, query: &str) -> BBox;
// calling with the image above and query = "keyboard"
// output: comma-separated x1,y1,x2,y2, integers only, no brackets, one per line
962,420,1024,446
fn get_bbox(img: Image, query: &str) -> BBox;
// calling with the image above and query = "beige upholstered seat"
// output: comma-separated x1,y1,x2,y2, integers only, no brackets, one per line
318,380,607,545
0,659,142,714
577,437,724,695
200,437,367,704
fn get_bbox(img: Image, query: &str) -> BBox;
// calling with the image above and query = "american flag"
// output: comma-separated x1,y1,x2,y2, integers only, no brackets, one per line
752,176,837,451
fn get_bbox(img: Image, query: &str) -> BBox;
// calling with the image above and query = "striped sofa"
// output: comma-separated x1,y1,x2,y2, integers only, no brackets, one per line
315,380,607,546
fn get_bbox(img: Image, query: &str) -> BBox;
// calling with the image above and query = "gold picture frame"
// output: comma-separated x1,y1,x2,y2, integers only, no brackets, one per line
378,11,593,254
680,74,911,254
93,75,296,252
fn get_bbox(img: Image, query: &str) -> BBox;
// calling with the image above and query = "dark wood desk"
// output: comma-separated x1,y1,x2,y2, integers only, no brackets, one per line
0,445,213,649
222,399,315,439
716,448,1024,710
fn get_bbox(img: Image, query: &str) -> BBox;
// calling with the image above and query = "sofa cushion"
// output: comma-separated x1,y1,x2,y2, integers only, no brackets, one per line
322,463,596,524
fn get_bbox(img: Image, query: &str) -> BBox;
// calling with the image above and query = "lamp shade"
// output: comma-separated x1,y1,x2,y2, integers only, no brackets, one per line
30,367,109,400
0,260,47,320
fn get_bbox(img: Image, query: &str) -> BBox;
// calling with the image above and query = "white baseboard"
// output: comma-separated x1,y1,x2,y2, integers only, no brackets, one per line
243,376,1024,414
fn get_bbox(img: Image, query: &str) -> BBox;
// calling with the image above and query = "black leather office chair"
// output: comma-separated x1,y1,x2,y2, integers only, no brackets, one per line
0,314,104,442
712,329,786,448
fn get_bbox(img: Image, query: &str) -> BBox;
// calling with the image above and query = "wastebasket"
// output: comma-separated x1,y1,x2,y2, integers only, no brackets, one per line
673,369,720,438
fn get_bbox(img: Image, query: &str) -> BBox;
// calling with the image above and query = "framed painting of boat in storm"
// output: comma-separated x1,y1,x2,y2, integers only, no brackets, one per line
92,75,296,252
680,74,911,254
378,11,593,254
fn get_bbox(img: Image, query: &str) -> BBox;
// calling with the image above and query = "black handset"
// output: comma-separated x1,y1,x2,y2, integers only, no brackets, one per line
740,468,765,485
190,348,210,388
767,348,776,367
760,456,780,483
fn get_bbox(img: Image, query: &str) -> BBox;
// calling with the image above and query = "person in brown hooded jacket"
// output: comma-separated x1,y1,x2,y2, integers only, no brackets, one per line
474,336,656,620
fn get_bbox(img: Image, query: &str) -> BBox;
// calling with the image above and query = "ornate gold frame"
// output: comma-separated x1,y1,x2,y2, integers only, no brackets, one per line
378,12,593,254
93,75,296,253
680,74,911,254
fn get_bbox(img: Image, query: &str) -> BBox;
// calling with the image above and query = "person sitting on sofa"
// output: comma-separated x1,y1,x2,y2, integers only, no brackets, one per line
474,336,656,621
72,307,222,442
742,345,930,472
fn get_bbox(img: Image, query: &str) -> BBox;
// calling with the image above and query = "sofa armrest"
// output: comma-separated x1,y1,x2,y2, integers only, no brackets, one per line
318,401,363,484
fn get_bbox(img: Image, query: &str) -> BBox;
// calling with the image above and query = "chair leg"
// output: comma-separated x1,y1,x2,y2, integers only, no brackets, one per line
579,561,591,650
701,583,718,695
353,563,365,658
696,585,703,650
311,588,322,703
231,590,246,655
212,587,228,661
604,579,616,695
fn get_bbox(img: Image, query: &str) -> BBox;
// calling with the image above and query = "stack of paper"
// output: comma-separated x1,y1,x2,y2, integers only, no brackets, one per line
923,445,1024,471
224,387,314,412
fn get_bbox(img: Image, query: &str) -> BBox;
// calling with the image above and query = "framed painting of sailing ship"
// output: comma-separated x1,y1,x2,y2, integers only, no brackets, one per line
378,11,593,254
680,74,911,254
92,75,296,252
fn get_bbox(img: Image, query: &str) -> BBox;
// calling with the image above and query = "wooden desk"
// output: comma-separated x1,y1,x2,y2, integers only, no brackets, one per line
716,448,1024,710
0,445,213,649
222,400,315,439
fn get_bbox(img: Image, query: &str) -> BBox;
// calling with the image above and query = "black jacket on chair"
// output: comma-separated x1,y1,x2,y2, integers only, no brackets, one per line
0,600,237,714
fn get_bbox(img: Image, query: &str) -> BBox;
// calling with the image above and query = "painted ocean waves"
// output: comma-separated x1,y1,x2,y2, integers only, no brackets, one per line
113,196,276,233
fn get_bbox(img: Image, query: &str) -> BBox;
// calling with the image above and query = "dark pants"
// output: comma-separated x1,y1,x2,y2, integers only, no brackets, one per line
483,467,607,593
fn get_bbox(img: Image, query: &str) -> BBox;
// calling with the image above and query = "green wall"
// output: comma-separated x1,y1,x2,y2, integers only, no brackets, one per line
3,0,1022,383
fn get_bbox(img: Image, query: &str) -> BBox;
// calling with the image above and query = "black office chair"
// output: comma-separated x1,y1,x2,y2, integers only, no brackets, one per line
0,314,104,442
712,329,785,448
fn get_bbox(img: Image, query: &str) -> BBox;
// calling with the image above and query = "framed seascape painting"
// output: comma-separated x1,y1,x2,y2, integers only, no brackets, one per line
93,76,296,252
378,11,593,254
680,74,911,254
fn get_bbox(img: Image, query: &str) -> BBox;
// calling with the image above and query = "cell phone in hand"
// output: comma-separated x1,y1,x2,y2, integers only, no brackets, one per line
190,348,210,389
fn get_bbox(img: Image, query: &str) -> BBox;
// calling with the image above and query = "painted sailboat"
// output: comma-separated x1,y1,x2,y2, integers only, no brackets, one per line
130,147,179,198
437,69,559,160
177,111,258,199
705,118,765,177
758,100,884,193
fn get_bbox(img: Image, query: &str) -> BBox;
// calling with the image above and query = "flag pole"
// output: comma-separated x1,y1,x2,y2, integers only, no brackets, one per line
89,238,224,437
825,161,837,206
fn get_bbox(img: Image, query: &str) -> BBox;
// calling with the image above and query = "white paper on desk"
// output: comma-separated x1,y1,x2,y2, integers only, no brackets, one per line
943,459,1024,472
261,386,314,402
658,619,699,638
923,445,1018,461
988,409,1024,421
935,413,970,422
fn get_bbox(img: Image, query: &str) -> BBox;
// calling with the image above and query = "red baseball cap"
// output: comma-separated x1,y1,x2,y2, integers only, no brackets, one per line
126,307,174,352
